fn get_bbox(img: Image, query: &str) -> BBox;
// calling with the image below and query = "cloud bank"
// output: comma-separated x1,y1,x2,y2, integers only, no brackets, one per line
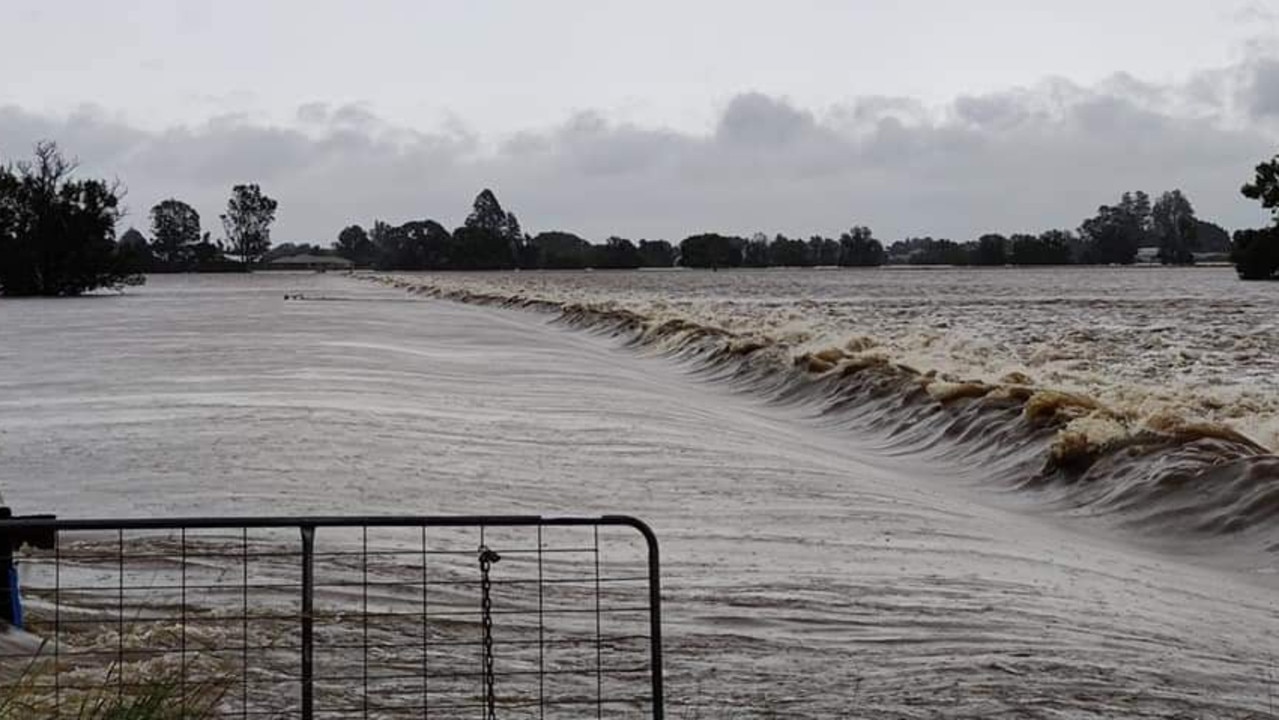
2,52,1278,244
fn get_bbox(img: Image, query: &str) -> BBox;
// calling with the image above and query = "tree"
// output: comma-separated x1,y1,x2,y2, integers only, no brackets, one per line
807,236,840,265
527,231,591,268
1009,230,1073,265
1193,220,1231,254
117,227,154,270
465,189,508,233
1120,191,1153,233
591,237,643,269
742,232,770,267
189,231,230,268
679,233,743,268
1236,156,1279,280
373,219,452,270
0,142,142,296
334,224,376,266
1242,155,1279,220
453,189,519,269
637,239,676,268
767,234,810,266
118,227,148,250
1232,227,1279,280
502,211,523,248
888,237,968,265
838,226,885,266
972,234,1007,266
1079,197,1143,265
220,184,278,267
1038,230,1075,264
150,199,201,268
1151,190,1197,265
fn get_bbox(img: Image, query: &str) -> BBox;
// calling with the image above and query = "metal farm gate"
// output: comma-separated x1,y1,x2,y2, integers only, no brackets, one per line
0,515,664,719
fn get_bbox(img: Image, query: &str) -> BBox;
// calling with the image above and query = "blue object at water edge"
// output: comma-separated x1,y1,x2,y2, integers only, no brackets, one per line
7,564,22,629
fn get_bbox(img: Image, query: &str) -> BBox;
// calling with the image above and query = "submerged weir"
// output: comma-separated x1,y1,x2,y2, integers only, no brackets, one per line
377,273,1279,555
5,272,1277,718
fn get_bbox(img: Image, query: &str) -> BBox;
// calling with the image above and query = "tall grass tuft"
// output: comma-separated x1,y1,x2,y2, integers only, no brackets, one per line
0,657,228,720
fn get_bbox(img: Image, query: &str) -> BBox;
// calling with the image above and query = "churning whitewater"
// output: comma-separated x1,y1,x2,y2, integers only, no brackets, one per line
377,267,1279,558
1,272,1277,718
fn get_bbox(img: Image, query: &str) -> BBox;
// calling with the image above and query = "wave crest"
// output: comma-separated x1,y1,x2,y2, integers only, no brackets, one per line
377,274,1279,548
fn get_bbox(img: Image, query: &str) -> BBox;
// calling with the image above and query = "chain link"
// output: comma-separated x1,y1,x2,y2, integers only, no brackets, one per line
479,545,501,720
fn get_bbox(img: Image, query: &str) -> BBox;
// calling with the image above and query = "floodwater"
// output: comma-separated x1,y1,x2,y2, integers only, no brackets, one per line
1,271,1277,718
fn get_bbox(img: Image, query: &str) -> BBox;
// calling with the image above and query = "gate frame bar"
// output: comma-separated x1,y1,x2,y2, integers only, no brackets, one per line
0,514,664,720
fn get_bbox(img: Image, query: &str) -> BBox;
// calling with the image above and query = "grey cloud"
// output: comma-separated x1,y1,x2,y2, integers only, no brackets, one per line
2,55,1277,244
297,102,384,131
1098,72,1170,107
330,104,380,130
296,102,329,124
1245,57,1279,116
830,96,930,129
716,93,819,147
1235,1,1278,25
953,93,1034,129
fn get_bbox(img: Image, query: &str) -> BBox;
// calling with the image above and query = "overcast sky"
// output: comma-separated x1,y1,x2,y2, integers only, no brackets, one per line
2,0,1278,243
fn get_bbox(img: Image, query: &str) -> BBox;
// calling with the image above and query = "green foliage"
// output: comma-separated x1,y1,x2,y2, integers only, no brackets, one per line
887,237,970,265
766,234,811,267
189,233,234,271
116,227,154,270
1078,193,1146,265
1232,227,1279,280
372,219,452,270
448,189,522,269
742,233,770,268
679,233,744,268
637,239,676,268
526,231,591,269
464,189,508,234
590,237,642,269
451,226,514,269
1193,219,1231,253
838,226,885,266
340,185,1232,272
334,224,377,266
1234,155,1279,280
219,184,277,267
0,142,143,296
807,236,840,265
1009,230,1073,265
149,199,202,268
1241,155,1279,221
1151,189,1197,264
972,234,1007,266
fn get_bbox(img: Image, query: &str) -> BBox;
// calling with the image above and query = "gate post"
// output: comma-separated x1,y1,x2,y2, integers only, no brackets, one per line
300,525,316,719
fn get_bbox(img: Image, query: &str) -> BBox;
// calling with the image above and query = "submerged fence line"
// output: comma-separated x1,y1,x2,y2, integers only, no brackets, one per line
0,514,664,719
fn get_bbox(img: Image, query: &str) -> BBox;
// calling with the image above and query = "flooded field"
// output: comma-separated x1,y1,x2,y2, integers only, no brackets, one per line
1,271,1277,718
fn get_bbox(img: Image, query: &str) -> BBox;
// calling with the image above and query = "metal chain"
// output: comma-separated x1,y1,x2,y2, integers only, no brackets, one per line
479,545,501,720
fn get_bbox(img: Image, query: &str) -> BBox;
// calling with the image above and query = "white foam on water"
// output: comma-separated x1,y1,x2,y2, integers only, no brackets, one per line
388,267,1279,450
1,272,1277,718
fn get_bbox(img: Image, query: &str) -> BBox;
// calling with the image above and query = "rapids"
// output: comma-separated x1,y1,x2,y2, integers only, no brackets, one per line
1,272,1276,718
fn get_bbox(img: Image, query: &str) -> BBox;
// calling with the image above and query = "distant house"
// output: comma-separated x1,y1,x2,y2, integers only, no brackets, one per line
264,253,354,271
1135,247,1160,263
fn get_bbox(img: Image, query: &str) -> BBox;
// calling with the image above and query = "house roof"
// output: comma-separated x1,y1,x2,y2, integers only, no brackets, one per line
267,253,354,266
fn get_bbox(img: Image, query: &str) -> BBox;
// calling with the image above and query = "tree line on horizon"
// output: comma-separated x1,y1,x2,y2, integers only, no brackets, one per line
3,140,1279,296
0,142,281,295
118,185,278,274
329,187,1230,271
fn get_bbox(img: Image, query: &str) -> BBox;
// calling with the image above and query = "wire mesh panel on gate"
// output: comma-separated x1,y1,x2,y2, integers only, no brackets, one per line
0,516,663,719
